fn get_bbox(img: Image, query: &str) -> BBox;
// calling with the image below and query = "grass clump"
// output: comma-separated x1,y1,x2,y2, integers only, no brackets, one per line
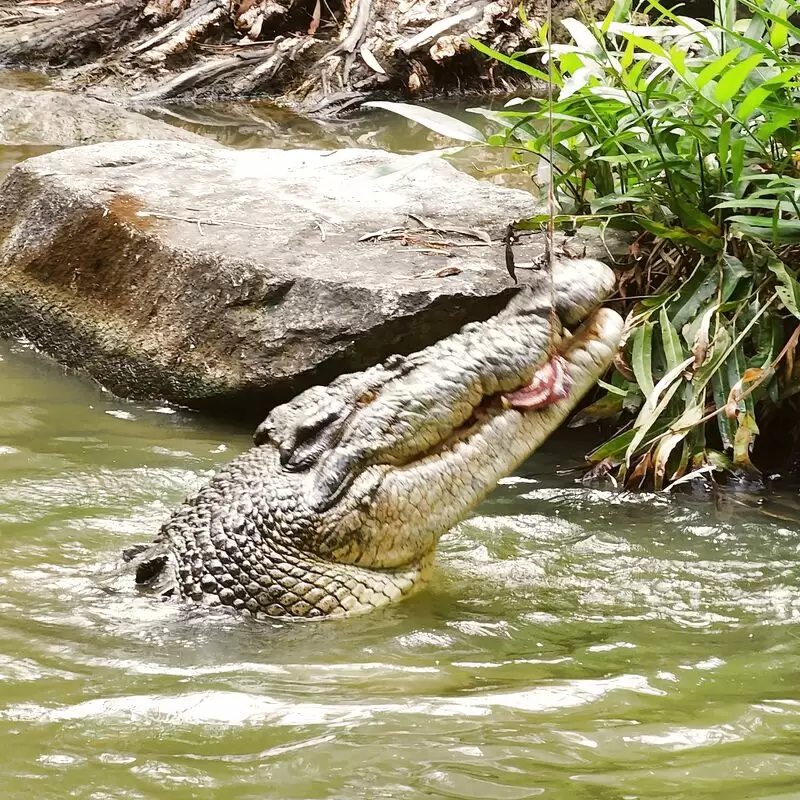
369,0,800,489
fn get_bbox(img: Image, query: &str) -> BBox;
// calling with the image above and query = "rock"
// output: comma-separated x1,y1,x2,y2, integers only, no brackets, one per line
0,140,620,420
0,88,210,147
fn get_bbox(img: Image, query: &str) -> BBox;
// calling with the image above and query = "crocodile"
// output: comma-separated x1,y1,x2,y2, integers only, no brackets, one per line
128,258,623,619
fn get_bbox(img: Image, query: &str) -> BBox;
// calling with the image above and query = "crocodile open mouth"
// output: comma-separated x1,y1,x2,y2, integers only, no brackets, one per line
394,307,621,469
425,310,614,454
501,353,572,410
305,307,622,515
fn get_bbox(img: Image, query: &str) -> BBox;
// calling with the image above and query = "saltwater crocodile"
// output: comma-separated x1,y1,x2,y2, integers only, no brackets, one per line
128,258,623,619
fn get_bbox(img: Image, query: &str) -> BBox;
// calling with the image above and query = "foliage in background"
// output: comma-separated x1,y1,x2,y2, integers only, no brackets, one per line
367,0,800,488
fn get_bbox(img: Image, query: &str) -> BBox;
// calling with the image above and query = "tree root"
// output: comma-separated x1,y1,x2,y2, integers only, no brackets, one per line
132,0,228,62
0,0,145,66
0,0,611,109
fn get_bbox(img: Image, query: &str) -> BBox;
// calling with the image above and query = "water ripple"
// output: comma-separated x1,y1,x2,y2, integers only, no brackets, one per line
3,340,800,796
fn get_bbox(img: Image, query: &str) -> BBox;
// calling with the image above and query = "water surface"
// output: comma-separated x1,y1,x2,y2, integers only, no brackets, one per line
3,338,800,799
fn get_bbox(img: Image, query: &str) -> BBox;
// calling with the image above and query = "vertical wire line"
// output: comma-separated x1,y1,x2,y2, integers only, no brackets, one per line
546,0,558,341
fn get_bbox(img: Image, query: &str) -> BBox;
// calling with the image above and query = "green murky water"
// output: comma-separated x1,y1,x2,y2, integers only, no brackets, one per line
3,76,800,799
4,346,800,800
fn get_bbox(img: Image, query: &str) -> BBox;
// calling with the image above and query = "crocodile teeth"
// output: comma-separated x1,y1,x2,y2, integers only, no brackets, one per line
502,354,572,410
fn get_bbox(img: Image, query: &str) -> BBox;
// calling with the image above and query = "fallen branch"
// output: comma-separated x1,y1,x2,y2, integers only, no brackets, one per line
397,3,487,55
132,0,227,60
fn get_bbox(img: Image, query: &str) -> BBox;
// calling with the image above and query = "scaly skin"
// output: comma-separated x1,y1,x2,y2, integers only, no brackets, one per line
132,259,624,619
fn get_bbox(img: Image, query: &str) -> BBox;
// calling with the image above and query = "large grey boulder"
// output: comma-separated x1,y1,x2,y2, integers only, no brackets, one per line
0,88,209,147
0,140,616,418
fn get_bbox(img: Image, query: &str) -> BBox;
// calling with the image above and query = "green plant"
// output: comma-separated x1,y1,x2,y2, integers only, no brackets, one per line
366,0,800,488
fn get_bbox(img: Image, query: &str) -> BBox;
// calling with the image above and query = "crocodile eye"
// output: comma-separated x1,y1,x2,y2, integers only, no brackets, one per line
292,408,344,445
281,403,350,470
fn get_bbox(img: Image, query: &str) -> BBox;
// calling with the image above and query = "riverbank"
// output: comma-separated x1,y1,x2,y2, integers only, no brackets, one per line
0,0,565,111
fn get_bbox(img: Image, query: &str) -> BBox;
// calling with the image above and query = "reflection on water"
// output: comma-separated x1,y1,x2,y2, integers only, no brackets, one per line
0,144,59,182
0,71,56,180
145,100,539,189
0,68,50,91
1,68,537,188
2,337,800,799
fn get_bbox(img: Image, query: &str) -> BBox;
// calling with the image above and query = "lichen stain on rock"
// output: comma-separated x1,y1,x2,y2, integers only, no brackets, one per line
105,193,156,232
10,198,160,320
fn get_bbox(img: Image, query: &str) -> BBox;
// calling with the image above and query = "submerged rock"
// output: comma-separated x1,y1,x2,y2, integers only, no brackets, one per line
0,139,618,419
0,87,208,147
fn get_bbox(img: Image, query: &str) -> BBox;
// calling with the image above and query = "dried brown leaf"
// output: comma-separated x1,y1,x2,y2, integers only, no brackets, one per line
413,266,462,279
308,0,321,35
360,43,386,74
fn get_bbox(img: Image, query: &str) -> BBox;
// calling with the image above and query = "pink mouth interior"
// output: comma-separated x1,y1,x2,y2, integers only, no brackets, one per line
502,355,572,410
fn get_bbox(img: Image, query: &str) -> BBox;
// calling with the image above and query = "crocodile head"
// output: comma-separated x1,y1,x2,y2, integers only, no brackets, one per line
132,259,623,619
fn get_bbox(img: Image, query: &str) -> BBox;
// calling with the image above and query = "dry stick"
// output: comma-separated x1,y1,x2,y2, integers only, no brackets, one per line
137,205,343,229
130,0,225,55
339,0,372,53
135,211,268,229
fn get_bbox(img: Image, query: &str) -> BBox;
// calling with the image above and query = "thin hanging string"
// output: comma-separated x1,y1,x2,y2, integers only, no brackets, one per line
545,0,559,348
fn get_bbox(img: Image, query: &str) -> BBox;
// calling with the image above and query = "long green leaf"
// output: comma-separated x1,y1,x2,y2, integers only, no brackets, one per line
660,306,684,370
631,321,656,397
588,429,637,463
767,257,800,318
693,325,732,394
742,3,800,46
712,369,737,449
718,120,731,177
467,38,553,83
730,215,800,242
636,218,722,255
735,86,772,120
626,356,694,465
720,256,749,305
620,32,669,61
671,264,718,332
712,199,800,213
735,68,800,120
653,402,703,490
695,47,742,89
714,53,763,103
731,139,746,196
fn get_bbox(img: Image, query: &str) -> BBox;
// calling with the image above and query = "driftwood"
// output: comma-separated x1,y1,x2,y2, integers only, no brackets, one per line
0,0,616,112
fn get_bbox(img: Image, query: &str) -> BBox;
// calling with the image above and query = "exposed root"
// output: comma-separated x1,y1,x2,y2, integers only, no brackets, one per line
0,0,611,108
132,0,228,61
0,0,145,66
396,3,489,54
228,36,317,96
